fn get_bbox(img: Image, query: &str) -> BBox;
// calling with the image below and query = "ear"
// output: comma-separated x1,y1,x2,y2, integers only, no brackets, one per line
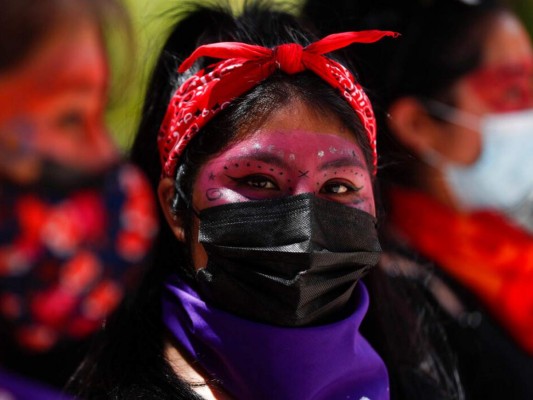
158,177,186,242
387,97,444,157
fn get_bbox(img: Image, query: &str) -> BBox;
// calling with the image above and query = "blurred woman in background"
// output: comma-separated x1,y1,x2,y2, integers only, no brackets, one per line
303,0,533,398
0,0,157,397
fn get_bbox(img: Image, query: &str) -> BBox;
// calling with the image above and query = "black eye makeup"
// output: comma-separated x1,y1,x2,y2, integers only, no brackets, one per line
227,174,280,191
320,179,363,195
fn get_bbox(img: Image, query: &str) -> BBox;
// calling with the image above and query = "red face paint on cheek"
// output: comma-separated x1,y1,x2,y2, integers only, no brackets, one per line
466,60,533,112
192,130,375,215
0,23,114,173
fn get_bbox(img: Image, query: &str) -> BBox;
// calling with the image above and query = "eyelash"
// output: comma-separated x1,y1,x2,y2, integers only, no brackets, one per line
320,180,362,195
228,174,279,190
228,174,362,197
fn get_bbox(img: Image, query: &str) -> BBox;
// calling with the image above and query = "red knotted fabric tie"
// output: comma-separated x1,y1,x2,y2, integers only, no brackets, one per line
274,44,305,74
159,30,399,178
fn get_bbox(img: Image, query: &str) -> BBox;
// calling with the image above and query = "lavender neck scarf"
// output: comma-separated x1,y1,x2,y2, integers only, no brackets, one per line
162,276,389,400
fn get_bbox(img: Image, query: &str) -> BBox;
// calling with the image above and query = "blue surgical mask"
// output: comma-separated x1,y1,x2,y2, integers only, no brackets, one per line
422,100,533,234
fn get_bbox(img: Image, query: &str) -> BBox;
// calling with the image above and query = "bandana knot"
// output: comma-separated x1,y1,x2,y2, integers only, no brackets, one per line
274,44,305,74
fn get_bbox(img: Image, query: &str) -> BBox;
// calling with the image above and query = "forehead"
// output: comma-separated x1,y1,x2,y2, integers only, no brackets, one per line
0,21,106,120
220,129,364,160
483,13,533,68
206,130,369,180
240,98,360,146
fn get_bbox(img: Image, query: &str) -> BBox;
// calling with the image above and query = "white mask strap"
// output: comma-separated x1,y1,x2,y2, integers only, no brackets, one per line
423,99,481,132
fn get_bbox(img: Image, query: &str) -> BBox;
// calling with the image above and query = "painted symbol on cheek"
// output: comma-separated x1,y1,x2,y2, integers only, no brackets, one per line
206,188,223,201
208,172,216,181
317,151,325,157
298,170,309,178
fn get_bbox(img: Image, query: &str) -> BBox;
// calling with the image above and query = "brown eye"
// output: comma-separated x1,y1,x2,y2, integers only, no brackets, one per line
55,110,85,132
229,174,279,190
245,175,277,189
504,86,524,103
321,180,362,195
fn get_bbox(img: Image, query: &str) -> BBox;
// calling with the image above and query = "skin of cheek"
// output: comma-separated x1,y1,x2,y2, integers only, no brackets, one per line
0,120,41,183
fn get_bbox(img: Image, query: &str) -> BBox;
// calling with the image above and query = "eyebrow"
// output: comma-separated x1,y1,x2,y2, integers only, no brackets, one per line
225,152,291,169
318,156,366,171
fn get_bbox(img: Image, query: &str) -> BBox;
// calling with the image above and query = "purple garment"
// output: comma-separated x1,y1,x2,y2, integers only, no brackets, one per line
0,369,72,400
162,276,390,400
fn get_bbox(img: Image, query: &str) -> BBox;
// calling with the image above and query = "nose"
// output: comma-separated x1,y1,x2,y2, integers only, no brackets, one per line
291,176,319,196
85,120,119,171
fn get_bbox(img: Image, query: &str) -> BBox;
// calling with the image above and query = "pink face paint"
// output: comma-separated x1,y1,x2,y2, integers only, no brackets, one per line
466,59,533,112
193,130,375,216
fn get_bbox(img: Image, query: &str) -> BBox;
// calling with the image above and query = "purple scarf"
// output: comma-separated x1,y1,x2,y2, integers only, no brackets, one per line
162,276,389,400
0,369,73,400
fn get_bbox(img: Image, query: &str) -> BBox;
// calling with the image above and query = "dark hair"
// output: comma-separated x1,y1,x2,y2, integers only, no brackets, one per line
303,0,509,188
0,0,128,72
69,2,374,398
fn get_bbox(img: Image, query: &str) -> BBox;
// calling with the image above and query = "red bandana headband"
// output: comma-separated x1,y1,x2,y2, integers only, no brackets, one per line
158,31,399,178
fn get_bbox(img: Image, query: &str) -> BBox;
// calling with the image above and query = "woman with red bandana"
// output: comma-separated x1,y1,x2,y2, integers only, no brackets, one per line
69,2,467,399
303,0,533,398
0,0,157,398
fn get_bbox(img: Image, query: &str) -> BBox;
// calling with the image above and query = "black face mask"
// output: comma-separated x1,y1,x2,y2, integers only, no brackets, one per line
195,193,382,327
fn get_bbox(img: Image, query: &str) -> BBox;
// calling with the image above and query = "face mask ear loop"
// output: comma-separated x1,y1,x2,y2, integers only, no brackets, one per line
422,98,481,131
171,164,201,218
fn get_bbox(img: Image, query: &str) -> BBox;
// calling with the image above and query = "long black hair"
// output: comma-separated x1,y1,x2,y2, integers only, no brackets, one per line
69,2,378,398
